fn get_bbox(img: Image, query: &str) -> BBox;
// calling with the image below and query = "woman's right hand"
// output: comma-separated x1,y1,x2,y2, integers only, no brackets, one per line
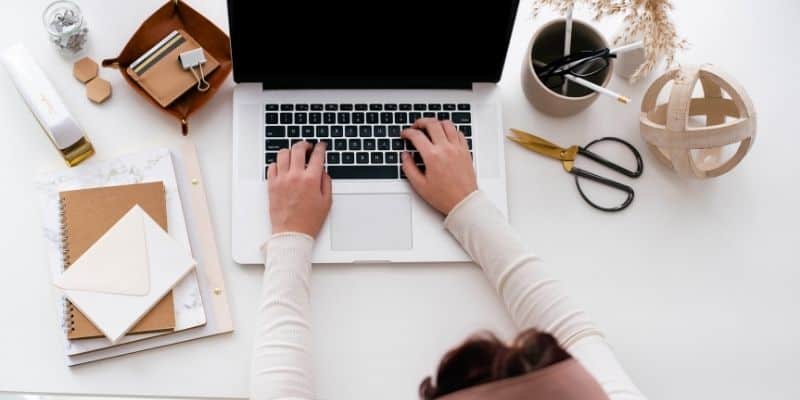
400,118,478,215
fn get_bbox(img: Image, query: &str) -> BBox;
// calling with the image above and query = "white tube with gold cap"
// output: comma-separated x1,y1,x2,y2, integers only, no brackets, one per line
1,44,94,166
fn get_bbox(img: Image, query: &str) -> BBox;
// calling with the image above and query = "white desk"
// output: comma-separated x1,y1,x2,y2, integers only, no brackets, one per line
1,1,798,399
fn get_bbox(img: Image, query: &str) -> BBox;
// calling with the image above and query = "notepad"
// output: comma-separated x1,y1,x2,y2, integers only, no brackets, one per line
59,182,176,339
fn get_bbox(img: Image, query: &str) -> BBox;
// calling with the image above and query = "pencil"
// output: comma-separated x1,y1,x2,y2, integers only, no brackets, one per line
561,6,573,95
565,74,630,104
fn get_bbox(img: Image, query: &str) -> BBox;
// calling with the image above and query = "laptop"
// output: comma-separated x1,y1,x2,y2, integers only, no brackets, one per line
228,1,518,264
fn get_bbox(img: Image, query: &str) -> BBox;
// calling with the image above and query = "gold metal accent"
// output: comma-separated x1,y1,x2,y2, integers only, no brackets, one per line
507,128,578,172
213,288,222,295
61,137,95,167
191,178,199,185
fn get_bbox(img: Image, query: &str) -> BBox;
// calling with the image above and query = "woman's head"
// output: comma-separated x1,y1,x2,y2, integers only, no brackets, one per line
419,329,570,400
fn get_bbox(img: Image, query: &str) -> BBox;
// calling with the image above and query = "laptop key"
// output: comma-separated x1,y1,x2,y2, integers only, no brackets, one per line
378,139,390,150
400,104,412,110
423,112,435,118
444,104,456,110
413,103,426,110
409,112,422,123
265,113,278,124
385,104,398,110
352,112,365,124
349,139,362,150
388,125,401,137
294,113,307,124
328,166,398,179
327,152,340,164
280,113,293,124
280,104,293,111
345,126,358,137
311,104,324,111
337,112,350,124
266,104,279,111
457,103,471,110
288,126,300,137
359,126,372,137
323,112,336,124
394,112,408,124
437,112,450,121
302,126,315,137
309,113,322,124
367,112,379,124
355,103,368,110
265,139,289,151
340,104,353,111
331,126,344,137
374,125,387,137
369,104,382,111
428,104,442,111
325,104,338,111
316,126,329,137
380,112,393,123
342,152,355,164
451,112,471,123
356,152,370,164
265,152,277,164
363,139,376,150
371,152,384,164
385,152,399,164
295,104,309,111
460,125,471,136
391,139,405,150
334,139,347,151
265,126,286,137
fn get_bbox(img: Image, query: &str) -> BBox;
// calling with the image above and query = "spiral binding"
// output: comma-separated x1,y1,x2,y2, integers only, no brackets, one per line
58,196,75,334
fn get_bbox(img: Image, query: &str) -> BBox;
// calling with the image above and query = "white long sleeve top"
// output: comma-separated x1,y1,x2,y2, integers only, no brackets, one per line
251,191,646,400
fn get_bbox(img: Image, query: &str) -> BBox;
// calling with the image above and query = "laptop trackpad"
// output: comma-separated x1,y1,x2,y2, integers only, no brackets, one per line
330,194,412,251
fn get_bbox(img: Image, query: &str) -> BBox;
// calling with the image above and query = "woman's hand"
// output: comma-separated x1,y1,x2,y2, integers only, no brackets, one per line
267,141,332,238
401,119,478,215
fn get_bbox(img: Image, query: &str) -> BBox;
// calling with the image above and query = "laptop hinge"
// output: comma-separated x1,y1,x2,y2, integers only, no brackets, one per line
261,80,472,91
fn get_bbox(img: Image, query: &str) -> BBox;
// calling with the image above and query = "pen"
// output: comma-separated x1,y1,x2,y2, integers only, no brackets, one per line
565,74,630,104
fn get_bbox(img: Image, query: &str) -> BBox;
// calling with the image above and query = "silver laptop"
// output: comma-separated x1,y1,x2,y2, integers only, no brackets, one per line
228,1,519,264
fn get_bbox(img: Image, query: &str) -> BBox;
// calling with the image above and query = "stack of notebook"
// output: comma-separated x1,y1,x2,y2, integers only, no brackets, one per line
36,146,233,365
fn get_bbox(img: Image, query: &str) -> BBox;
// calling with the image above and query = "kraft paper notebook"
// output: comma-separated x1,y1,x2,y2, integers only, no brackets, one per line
60,182,176,339
37,146,230,365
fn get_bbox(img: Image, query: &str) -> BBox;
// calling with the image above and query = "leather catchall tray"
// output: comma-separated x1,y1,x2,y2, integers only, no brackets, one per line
102,0,231,135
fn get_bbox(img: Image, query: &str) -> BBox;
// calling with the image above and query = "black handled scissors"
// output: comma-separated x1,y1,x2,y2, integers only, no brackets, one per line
508,129,644,212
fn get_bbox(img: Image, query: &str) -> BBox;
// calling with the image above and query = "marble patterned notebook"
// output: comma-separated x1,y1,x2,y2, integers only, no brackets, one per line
36,148,207,358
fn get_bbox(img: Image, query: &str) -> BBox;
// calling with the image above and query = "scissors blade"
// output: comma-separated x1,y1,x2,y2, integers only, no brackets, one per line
507,129,569,161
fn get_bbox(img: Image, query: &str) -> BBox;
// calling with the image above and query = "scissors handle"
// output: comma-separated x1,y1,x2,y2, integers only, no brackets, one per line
570,167,635,212
578,137,643,178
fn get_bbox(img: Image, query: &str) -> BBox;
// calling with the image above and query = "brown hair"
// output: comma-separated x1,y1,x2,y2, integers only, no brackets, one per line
419,329,570,399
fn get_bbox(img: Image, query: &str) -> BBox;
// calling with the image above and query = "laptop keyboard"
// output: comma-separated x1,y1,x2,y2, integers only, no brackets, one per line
264,103,473,180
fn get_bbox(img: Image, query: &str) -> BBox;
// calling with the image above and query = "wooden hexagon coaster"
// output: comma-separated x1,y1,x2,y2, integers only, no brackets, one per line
73,57,99,83
86,77,112,104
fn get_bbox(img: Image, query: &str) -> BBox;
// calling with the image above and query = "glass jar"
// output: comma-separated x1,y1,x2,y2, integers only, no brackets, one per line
42,0,89,57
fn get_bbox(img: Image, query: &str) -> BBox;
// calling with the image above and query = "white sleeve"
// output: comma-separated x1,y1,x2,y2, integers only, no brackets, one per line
250,233,315,400
443,191,646,400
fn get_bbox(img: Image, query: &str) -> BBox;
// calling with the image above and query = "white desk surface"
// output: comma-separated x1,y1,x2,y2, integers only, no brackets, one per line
0,0,798,399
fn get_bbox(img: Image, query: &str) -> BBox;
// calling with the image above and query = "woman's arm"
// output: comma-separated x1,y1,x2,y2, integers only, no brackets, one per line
401,119,646,400
443,191,645,400
250,141,331,400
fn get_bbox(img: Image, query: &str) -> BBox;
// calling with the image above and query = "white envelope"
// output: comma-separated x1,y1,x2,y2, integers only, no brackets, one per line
54,205,196,344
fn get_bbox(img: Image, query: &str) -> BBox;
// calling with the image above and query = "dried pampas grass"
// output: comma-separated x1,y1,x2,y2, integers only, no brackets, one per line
534,0,688,82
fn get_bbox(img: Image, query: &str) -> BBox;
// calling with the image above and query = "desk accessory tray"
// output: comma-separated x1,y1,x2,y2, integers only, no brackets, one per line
101,0,232,135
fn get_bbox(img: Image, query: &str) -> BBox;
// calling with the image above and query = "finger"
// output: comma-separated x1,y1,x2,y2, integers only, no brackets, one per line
401,128,433,155
267,162,278,180
401,151,426,189
414,118,447,144
290,141,310,171
276,148,291,173
441,120,460,144
321,172,332,200
307,141,327,176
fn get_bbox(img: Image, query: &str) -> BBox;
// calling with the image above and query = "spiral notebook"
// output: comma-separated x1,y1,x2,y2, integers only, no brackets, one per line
59,182,176,339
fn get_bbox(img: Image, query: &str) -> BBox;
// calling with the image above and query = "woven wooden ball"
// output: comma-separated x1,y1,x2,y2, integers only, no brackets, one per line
640,64,756,178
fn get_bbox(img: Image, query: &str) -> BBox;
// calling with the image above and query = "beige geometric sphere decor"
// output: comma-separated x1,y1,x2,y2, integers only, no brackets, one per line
640,64,756,179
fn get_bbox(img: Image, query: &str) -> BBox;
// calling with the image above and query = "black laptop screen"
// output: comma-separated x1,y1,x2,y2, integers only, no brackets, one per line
227,1,520,88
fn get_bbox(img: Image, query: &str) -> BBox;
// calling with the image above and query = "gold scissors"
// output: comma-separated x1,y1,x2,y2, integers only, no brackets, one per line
508,129,644,212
